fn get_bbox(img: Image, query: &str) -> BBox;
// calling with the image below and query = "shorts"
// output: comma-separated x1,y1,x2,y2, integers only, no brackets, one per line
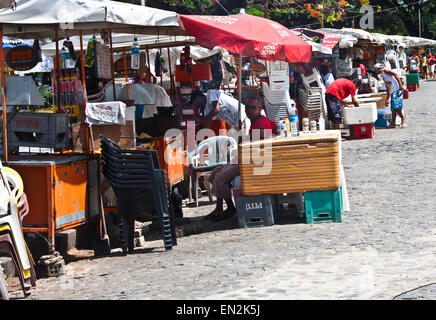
391,90,403,111
430,64,435,73
423,66,428,73
325,93,343,123
208,164,240,200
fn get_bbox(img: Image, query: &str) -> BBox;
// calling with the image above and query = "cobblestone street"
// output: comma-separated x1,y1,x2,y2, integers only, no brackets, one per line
7,80,436,300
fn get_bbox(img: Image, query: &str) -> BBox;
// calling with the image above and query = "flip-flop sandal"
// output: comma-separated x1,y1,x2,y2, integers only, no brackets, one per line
400,123,407,128
211,210,235,222
203,210,222,220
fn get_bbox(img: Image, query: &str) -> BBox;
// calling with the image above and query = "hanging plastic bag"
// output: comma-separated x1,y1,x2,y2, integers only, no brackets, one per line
383,104,392,120
84,35,97,68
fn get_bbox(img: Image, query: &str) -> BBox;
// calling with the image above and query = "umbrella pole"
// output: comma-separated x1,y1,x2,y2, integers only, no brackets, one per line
109,29,116,100
55,26,61,114
159,48,163,87
122,48,130,101
79,30,90,154
146,49,151,83
0,25,8,163
238,53,242,131
167,47,173,96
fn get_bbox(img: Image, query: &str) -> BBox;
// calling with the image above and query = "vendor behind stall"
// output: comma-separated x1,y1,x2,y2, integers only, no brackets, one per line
325,78,361,129
190,89,248,131
205,97,277,222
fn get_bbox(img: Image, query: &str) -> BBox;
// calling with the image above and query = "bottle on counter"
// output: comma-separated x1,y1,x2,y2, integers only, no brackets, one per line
302,117,310,134
310,120,317,133
284,116,291,137
279,117,287,138
288,103,299,137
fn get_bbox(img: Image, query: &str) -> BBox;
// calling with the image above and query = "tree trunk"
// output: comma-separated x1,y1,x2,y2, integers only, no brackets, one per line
264,0,269,18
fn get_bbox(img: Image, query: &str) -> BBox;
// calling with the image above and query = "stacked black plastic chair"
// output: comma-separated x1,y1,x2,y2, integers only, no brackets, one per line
100,135,177,254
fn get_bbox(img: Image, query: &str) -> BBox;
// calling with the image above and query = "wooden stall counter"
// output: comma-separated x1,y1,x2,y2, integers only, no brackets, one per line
239,132,340,196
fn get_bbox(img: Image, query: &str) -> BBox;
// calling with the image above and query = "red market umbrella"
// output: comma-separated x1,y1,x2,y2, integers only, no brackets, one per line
179,12,312,128
178,13,312,63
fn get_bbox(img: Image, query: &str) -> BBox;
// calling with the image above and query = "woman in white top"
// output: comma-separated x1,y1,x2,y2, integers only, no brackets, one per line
320,64,335,89
374,63,406,128
190,89,248,131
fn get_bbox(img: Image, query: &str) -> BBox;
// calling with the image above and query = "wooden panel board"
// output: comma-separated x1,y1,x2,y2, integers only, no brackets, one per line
72,120,134,153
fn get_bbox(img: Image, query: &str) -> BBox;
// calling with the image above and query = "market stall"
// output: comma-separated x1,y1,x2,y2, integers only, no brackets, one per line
0,0,187,267
177,11,353,228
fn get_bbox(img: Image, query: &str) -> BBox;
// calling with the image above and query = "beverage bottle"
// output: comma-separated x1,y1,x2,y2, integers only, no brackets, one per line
131,37,140,70
51,70,58,107
64,69,72,109
61,45,70,69
289,103,299,137
302,117,310,134
59,69,66,107
279,117,287,138
284,116,291,136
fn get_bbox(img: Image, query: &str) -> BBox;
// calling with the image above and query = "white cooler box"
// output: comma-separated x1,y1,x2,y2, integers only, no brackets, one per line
343,103,377,125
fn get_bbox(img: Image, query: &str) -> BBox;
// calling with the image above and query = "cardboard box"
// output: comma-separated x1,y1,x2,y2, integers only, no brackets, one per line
239,132,340,195
72,120,135,153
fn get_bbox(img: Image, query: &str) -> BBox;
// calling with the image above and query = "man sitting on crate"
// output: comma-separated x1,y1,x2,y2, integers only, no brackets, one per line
325,78,362,130
204,97,278,222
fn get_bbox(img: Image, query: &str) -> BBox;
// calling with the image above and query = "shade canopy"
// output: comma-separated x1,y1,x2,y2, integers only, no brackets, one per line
0,0,186,39
40,33,195,56
179,13,312,62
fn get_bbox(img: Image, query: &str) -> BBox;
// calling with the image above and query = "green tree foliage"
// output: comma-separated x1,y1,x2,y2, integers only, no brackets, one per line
118,0,435,38
369,0,435,38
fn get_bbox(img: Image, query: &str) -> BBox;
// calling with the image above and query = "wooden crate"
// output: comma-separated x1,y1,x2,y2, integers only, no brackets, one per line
239,132,340,195
72,120,135,153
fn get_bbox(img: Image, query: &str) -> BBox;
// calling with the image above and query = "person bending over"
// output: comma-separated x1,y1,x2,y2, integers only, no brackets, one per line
324,78,361,129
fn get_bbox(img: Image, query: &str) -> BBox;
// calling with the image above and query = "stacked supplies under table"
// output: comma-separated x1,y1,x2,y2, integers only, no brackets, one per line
236,131,349,226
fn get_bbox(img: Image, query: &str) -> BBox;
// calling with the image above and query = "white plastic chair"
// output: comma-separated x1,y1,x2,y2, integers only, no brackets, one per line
188,136,237,207
0,162,32,277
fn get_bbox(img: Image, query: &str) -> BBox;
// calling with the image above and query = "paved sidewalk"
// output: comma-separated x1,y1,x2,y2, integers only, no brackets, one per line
6,80,436,300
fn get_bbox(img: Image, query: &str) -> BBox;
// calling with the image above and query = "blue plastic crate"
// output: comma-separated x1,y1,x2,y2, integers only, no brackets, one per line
236,194,275,228
374,110,389,128
304,188,343,223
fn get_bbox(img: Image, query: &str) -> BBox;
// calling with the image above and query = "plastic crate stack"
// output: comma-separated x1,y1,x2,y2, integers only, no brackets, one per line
100,135,176,254
297,87,323,121
262,82,290,122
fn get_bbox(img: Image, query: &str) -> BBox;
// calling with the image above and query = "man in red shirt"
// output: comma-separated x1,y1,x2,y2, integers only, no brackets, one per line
325,78,361,129
206,97,277,222
246,97,278,139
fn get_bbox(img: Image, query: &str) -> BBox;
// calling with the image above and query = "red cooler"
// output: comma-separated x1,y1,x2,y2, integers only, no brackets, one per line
407,83,417,92
353,123,374,140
